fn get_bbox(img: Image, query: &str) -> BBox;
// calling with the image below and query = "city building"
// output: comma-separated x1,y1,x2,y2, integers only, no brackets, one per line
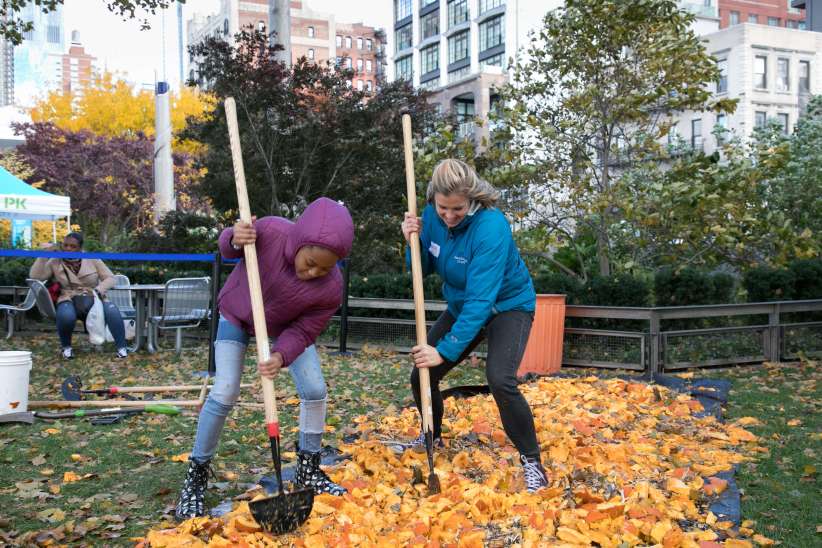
186,0,385,94
791,1,822,33
52,31,96,94
10,3,66,106
718,0,805,29
670,23,821,155
390,0,557,140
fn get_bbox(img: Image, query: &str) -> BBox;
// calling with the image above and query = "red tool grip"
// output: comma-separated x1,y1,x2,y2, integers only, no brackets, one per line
267,422,280,438
109,387,119,394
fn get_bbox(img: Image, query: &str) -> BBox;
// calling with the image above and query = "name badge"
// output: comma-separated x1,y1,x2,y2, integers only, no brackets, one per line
429,242,440,258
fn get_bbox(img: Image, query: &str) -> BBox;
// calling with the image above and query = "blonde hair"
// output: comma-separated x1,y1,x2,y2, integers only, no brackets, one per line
426,159,499,209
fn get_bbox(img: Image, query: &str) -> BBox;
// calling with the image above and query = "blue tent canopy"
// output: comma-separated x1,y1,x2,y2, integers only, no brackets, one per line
0,166,71,221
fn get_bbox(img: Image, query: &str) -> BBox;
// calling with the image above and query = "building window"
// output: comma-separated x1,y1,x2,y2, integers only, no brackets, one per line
755,111,767,128
767,17,779,26
754,55,767,89
798,20,806,30
356,58,363,72
448,30,469,65
777,113,789,134
366,59,372,73
336,35,342,47
448,0,469,28
668,123,679,146
345,36,352,48
691,119,702,150
715,113,727,144
308,26,315,38
748,13,758,24
799,60,810,93
786,20,798,29
776,58,789,91
729,11,739,25
224,19,229,35
366,39,373,51
716,58,727,94
335,56,342,66
421,9,439,39
421,43,439,76
357,37,363,49
47,25,60,43
308,48,315,60
257,21,265,32
396,23,412,52
455,99,475,138
479,15,504,52
481,52,505,68
366,80,373,92
357,79,364,91
396,55,413,81
345,57,352,69
479,0,504,14
448,65,471,82
395,0,412,22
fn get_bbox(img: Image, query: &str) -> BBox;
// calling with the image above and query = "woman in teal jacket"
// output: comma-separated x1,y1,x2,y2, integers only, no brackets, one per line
401,159,548,493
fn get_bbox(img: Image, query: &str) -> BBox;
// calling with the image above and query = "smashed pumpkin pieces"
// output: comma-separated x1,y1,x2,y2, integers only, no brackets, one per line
141,376,773,547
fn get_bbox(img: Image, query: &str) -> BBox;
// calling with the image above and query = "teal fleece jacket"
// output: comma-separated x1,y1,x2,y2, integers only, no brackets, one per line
407,204,535,362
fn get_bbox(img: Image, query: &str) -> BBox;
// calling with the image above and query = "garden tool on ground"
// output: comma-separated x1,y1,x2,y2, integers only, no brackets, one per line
401,111,441,496
33,404,181,421
60,375,253,401
225,96,313,534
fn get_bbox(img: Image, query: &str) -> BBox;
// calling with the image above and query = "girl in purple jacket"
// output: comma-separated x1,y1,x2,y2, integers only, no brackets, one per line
176,198,355,520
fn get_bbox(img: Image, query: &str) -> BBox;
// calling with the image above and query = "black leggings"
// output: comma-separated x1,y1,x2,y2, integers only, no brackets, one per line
410,309,541,461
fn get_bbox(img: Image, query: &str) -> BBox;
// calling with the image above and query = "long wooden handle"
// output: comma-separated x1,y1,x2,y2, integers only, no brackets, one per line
29,399,202,408
225,97,280,439
104,383,254,394
402,114,434,435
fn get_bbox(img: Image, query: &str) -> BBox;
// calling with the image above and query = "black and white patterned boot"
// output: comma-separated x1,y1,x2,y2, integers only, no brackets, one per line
174,459,213,520
293,451,346,496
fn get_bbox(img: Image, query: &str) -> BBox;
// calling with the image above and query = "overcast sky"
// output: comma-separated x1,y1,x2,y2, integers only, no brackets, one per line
63,0,393,90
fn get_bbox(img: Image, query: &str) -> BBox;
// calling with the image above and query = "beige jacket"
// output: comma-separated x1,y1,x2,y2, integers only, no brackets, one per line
29,258,117,303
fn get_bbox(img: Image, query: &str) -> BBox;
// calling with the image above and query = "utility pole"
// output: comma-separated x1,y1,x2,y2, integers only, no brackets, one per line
269,0,291,67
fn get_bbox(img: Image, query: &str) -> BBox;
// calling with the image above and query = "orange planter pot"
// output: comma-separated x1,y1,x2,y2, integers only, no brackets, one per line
517,294,566,376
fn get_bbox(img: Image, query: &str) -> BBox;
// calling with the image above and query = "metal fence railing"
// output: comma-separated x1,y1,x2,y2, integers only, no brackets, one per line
319,298,822,374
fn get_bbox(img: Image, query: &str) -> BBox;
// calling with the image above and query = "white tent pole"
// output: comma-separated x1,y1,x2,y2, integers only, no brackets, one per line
52,221,56,242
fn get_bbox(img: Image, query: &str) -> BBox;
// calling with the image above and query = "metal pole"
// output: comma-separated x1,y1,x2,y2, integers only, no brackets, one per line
338,258,350,354
207,252,222,377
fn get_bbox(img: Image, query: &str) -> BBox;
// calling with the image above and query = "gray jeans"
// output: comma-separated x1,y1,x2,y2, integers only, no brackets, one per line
190,316,327,463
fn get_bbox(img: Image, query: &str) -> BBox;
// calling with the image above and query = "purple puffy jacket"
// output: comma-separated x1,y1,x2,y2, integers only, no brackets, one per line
217,198,354,366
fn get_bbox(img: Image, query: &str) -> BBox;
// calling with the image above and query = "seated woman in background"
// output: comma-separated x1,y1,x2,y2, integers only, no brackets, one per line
29,232,129,360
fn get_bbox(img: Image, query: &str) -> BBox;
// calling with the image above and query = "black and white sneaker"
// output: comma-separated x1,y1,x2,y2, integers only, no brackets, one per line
175,459,213,520
61,347,74,360
520,455,549,493
116,348,128,359
293,451,346,496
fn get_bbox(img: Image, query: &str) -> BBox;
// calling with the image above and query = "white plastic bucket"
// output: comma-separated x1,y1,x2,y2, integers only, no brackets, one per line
0,351,32,414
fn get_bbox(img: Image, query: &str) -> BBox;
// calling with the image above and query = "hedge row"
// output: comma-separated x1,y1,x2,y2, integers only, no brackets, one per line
3,257,820,306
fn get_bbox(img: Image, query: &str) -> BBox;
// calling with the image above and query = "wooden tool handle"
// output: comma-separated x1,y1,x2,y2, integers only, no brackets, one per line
225,97,279,437
402,113,434,435
29,399,201,408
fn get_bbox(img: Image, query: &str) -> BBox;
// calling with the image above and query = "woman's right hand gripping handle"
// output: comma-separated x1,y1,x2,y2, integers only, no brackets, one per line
401,212,422,244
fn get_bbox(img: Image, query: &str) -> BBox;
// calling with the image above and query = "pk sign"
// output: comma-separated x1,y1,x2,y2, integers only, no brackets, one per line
2,197,26,210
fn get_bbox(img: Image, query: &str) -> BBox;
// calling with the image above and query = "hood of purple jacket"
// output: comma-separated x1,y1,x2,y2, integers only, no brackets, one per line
285,198,354,262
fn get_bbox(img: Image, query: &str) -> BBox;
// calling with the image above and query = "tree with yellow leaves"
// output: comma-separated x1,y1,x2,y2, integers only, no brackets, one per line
29,71,215,155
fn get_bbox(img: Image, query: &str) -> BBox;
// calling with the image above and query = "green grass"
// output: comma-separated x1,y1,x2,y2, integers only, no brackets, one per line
702,360,821,546
0,333,818,546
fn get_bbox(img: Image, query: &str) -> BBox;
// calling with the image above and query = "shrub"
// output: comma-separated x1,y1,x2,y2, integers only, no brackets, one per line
654,267,736,306
788,259,822,300
532,272,584,304
585,273,652,307
743,267,795,302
